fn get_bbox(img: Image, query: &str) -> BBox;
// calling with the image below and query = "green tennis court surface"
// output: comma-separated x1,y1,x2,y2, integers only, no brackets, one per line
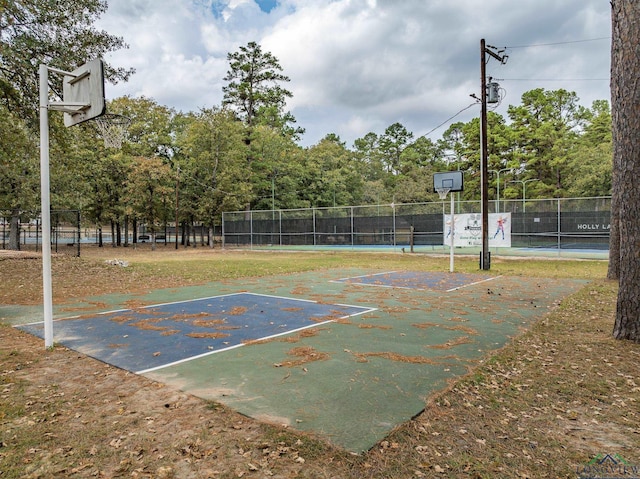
11,269,586,452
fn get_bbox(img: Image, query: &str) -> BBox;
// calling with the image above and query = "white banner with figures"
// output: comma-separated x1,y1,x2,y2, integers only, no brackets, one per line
443,212,511,247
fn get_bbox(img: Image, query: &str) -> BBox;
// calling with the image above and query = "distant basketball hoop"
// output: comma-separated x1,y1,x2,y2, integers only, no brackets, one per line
94,113,131,148
434,171,464,273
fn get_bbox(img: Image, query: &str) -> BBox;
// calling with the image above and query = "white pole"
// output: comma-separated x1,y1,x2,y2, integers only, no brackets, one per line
39,64,54,349
449,193,454,273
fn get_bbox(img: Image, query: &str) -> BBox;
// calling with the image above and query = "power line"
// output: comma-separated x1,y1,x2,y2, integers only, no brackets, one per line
505,36,610,49
501,78,609,82
420,102,478,139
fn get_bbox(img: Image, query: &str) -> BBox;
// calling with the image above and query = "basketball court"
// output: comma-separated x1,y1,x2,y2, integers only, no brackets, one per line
17,59,587,451
12,268,586,452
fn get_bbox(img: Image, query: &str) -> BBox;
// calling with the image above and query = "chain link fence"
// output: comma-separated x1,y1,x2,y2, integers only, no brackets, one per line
1,210,81,256
222,197,611,254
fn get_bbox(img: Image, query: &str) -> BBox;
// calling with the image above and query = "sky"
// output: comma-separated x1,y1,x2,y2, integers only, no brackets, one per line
96,0,611,148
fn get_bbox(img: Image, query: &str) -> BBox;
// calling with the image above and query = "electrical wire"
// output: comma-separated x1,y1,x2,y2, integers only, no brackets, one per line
419,102,478,139
499,78,609,82
505,36,610,49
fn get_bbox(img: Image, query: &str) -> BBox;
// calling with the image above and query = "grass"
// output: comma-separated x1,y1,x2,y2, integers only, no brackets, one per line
1,246,638,478
81,245,609,281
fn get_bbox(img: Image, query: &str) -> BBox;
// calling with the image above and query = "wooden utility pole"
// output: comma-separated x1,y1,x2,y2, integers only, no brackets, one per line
480,39,490,270
479,39,507,270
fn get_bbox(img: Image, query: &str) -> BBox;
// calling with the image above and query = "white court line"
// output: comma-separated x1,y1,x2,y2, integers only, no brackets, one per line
446,275,502,292
331,271,397,282
16,291,377,375
136,320,334,374
136,305,377,375
16,292,252,326
17,291,334,327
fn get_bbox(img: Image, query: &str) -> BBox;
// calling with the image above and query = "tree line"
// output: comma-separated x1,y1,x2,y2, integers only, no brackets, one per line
1,2,612,250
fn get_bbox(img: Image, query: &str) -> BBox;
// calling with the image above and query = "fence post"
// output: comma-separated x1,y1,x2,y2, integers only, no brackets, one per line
221,212,226,249
351,206,354,248
557,199,561,255
392,203,397,248
76,210,81,257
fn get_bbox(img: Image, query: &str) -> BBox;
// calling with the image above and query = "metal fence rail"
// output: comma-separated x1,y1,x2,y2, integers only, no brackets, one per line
222,197,611,254
1,210,81,256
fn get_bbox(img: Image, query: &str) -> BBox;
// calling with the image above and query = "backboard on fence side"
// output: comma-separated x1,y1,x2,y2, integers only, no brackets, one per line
433,171,464,193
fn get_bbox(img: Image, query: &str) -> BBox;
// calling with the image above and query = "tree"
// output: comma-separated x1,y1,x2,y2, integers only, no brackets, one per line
611,0,640,342
378,123,414,174
125,157,173,249
222,41,300,139
508,89,588,197
176,107,250,243
0,0,132,127
83,152,131,247
248,126,304,211
564,101,612,198
0,0,132,248
393,137,445,203
299,136,363,208
109,96,177,159
0,106,38,249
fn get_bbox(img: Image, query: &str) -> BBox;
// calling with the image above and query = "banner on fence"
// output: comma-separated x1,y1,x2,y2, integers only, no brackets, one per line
444,213,511,248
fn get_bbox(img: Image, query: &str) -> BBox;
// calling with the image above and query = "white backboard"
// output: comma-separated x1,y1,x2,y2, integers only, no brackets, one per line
62,58,106,127
433,171,464,192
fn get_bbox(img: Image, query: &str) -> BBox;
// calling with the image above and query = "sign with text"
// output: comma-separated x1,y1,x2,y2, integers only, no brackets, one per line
444,213,511,248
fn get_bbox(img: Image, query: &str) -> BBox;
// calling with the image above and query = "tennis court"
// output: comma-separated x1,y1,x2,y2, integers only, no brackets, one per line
14,268,585,452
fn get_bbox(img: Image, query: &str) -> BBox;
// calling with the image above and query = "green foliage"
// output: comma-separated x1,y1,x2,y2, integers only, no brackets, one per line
222,41,301,139
0,106,38,212
109,96,177,159
298,135,364,207
176,107,251,221
0,0,132,127
126,156,173,232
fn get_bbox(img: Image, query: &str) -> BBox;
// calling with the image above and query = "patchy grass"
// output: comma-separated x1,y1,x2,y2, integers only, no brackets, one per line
1,247,637,478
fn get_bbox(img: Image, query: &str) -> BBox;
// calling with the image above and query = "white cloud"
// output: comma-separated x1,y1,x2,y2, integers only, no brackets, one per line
97,0,611,146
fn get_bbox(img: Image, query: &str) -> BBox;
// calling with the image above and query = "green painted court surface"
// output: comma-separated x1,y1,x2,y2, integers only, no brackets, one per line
7,269,585,452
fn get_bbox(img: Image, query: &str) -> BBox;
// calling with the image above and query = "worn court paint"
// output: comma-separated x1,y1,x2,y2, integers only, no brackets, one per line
17,292,373,373
13,268,586,452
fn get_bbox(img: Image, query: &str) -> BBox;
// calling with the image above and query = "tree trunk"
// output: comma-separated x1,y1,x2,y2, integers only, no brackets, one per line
612,0,640,342
116,222,122,247
608,184,620,279
8,209,20,250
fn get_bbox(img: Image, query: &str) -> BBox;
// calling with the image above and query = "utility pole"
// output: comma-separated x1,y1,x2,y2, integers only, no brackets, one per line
479,39,507,270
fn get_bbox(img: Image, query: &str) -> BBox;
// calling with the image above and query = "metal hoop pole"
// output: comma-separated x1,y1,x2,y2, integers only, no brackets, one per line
450,193,455,273
39,64,54,349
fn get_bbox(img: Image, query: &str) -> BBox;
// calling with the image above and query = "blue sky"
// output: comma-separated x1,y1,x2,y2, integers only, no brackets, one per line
97,0,611,147
255,0,278,13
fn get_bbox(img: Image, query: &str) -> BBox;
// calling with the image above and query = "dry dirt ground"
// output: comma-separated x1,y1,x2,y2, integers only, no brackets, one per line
1,249,639,479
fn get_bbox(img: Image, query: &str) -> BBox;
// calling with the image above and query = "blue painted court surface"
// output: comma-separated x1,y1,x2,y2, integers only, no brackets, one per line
18,292,373,374
333,271,498,292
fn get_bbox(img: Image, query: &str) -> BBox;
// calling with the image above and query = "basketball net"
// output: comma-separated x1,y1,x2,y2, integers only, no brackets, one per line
436,187,451,200
94,114,131,149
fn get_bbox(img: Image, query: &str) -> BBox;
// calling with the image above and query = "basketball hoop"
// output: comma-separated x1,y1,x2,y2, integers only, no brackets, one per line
94,113,131,148
436,187,451,200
